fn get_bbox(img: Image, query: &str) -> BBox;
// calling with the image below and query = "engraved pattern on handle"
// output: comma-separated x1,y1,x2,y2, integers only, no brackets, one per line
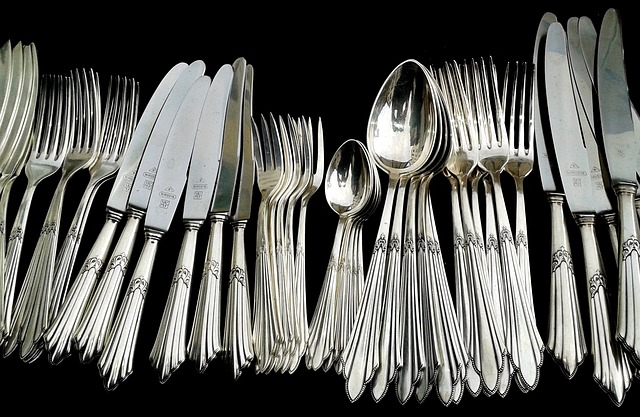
613,182,640,363
545,193,587,378
223,220,254,380
575,213,633,407
72,209,142,363
43,210,122,365
150,221,201,383
187,214,225,372
98,228,162,391
341,178,397,403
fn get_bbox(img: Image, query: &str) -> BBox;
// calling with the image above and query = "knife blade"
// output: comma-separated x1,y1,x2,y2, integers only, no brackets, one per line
545,20,633,404
187,57,246,372
42,61,187,364
98,74,211,391
223,62,255,379
533,11,587,380
72,60,205,364
149,62,234,383
597,8,640,366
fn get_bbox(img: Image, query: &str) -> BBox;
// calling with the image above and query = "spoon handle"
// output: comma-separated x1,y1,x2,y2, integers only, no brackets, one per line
341,176,398,402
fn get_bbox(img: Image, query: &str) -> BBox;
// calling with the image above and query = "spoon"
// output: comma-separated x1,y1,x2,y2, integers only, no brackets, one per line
306,138,378,372
340,58,436,402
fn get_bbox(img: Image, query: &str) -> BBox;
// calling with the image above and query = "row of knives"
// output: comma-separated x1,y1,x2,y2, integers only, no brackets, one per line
536,8,640,406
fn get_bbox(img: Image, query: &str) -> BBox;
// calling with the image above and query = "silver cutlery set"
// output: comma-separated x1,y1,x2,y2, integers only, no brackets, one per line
0,5,639,408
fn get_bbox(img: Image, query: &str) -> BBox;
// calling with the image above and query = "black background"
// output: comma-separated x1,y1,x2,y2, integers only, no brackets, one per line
2,2,640,413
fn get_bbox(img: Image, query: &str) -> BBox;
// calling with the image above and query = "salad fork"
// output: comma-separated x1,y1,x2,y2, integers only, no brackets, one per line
502,62,537,318
4,68,102,362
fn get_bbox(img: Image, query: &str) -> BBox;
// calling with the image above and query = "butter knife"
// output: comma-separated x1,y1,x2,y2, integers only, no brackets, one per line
545,21,633,406
597,8,640,366
98,74,211,391
149,62,233,383
187,57,246,373
72,60,205,364
42,61,187,364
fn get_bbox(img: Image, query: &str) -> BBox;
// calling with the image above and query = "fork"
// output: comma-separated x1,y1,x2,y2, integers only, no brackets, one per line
43,76,139,365
502,61,537,319
4,68,102,362
1,74,70,345
474,57,544,393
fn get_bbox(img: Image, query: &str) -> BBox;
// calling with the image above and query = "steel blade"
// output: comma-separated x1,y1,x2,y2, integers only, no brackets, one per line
145,75,211,232
597,8,637,185
230,63,254,221
106,61,189,213
209,57,246,215
567,17,614,214
545,21,594,214
183,63,234,221
127,60,206,212
533,11,561,194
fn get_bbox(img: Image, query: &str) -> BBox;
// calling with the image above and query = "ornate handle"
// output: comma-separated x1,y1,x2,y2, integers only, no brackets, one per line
98,227,163,391
186,213,226,372
545,193,587,378
514,176,535,317
150,220,201,383
223,220,254,380
575,213,633,406
43,209,123,365
72,208,143,364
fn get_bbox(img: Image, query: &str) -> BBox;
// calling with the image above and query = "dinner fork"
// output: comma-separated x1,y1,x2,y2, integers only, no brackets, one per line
2,74,70,345
474,57,544,393
44,76,139,365
4,68,102,362
502,61,537,318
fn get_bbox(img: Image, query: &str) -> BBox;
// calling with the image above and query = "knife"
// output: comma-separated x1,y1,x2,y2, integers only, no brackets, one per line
569,15,620,254
222,63,254,380
72,60,205,364
187,56,246,373
42,61,188,365
545,20,632,405
597,8,640,366
98,74,211,391
149,62,234,383
533,12,588,380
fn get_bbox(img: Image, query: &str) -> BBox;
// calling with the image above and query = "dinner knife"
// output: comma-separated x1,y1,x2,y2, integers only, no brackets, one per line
597,8,640,366
72,60,205,364
533,12,588,380
545,21,632,406
42,61,188,365
222,63,254,380
187,57,246,373
98,74,211,391
149,62,233,383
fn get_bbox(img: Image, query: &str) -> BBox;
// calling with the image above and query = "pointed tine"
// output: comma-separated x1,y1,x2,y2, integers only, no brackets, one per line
315,117,324,179
508,61,519,154
527,63,536,158
252,115,266,173
120,78,139,158
32,74,51,156
57,74,73,158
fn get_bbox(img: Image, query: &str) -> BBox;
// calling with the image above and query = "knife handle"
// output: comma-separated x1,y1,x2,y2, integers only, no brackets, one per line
98,227,163,391
150,220,201,383
44,209,123,365
600,211,619,262
223,219,254,380
574,212,633,405
72,207,143,364
545,193,587,378
613,182,640,363
187,212,226,372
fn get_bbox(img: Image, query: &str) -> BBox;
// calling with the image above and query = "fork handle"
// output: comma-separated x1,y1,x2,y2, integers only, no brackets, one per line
546,192,587,378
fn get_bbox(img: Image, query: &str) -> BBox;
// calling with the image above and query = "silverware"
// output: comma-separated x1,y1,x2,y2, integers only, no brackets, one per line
222,63,254,379
149,62,233,382
597,8,640,366
545,20,633,406
533,12,588,380
98,74,210,391
72,61,205,364
187,57,245,373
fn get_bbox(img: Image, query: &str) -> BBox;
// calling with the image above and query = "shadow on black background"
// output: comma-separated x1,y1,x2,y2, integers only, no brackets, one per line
1,2,639,413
